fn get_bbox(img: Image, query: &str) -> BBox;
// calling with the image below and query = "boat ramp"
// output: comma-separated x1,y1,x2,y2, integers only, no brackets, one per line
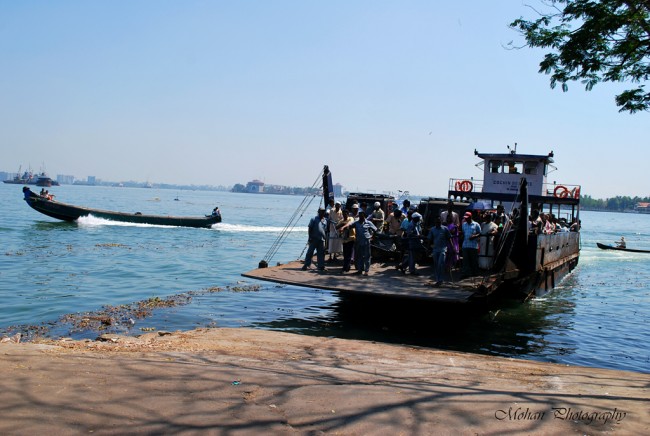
243,260,501,305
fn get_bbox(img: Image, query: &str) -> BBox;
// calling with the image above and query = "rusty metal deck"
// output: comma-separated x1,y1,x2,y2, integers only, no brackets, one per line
242,260,490,304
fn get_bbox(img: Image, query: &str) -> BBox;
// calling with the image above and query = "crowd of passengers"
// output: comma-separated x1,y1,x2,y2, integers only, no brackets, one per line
302,198,580,285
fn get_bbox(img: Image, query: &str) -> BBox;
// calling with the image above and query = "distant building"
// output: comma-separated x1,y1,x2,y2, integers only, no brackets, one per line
0,171,10,181
246,179,264,193
57,174,75,185
636,202,650,213
333,183,343,197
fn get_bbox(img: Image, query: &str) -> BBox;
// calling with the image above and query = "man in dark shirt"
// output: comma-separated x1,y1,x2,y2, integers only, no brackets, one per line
302,207,327,271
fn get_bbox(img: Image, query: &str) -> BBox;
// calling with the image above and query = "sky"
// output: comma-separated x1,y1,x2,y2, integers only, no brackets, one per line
1,1,648,199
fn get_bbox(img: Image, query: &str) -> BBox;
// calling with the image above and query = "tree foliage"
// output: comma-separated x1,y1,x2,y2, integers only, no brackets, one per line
580,193,650,210
510,0,650,113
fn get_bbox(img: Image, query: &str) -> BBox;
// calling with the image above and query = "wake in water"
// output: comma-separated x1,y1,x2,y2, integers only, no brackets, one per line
212,223,306,233
76,215,183,229
76,215,306,233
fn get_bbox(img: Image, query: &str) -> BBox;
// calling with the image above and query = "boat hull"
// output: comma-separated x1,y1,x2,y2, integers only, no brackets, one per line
596,242,650,253
22,189,220,228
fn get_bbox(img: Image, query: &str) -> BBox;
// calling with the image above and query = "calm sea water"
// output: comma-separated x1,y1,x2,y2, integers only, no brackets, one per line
1,183,648,373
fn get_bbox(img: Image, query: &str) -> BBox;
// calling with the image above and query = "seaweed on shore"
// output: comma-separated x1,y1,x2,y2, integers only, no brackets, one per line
0,284,262,342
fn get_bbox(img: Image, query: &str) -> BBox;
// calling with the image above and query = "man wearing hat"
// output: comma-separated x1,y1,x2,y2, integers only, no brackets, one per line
302,207,327,271
328,201,343,261
461,211,481,277
405,211,424,275
370,201,385,230
352,211,378,275
350,202,360,220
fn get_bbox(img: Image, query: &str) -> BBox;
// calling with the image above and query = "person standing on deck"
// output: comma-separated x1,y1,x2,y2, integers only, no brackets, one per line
440,200,460,227
445,214,460,272
386,209,404,236
400,199,411,215
302,207,327,271
496,204,510,228
461,211,481,278
336,209,356,272
480,214,498,236
350,203,360,220
405,212,424,275
327,201,343,261
370,201,385,232
427,216,451,286
397,209,413,273
352,211,377,276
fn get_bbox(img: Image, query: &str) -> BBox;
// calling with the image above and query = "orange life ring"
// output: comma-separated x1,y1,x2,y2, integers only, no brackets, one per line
455,180,473,192
571,187,580,199
553,185,569,198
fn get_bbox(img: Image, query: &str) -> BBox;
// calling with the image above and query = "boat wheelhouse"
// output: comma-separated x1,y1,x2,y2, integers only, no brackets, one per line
448,147,581,298
449,148,580,212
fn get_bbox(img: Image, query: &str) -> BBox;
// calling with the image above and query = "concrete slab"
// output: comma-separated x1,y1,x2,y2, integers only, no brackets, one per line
0,328,646,434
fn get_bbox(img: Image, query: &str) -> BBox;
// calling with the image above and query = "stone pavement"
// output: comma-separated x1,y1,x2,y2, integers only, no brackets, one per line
0,328,647,434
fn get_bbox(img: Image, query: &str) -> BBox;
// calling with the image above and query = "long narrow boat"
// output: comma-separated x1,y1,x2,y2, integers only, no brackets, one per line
243,147,582,305
22,187,221,228
596,242,650,253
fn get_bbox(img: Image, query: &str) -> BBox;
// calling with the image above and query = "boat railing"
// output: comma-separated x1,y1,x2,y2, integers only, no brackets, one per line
478,234,498,270
542,183,581,200
448,178,483,199
448,178,581,203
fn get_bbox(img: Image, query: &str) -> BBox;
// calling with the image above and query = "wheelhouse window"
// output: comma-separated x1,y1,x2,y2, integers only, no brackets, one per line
524,162,538,175
507,161,523,174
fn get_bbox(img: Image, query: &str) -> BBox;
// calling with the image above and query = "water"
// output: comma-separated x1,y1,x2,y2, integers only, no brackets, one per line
1,183,648,374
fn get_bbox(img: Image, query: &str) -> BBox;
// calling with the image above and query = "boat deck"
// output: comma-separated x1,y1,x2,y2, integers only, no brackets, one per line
242,259,498,304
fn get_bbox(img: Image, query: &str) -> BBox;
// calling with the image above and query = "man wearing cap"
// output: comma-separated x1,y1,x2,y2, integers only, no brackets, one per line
370,201,385,231
405,211,424,275
336,209,356,272
352,211,378,275
350,202,360,220
302,207,327,271
461,211,481,277
328,201,343,261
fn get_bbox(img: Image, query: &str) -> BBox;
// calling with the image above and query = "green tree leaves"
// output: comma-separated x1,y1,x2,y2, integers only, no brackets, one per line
510,0,650,113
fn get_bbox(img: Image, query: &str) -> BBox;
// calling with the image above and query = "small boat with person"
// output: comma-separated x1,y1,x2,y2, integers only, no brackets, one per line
22,187,221,228
596,242,650,254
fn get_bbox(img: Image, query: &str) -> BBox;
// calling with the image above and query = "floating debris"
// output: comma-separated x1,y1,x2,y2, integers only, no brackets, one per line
0,283,263,342
95,243,131,249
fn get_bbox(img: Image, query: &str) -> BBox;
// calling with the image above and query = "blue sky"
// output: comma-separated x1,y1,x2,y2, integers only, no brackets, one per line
1,1,647,198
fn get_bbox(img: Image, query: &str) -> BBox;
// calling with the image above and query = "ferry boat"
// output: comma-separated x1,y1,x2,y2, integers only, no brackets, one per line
243,150,581,305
